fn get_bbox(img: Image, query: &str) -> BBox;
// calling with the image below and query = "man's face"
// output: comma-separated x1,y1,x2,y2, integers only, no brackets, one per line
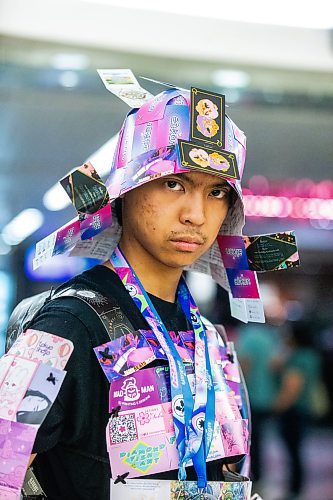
121,171,232,270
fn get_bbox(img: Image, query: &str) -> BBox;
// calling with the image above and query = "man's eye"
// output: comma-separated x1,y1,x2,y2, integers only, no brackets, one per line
166,180,182,191
210,189,228,199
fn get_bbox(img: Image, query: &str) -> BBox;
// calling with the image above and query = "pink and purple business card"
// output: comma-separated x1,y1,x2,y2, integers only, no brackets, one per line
226,269,260,299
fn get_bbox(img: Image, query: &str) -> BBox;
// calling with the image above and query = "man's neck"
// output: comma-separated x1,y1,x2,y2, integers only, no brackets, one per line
105,239,183,303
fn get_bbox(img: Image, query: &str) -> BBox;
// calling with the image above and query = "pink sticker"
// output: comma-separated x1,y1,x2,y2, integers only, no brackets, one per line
0,357,39,420
219,418,249,457
114,112,136,169
131,120,159,160
9,329,74,370
155,104,190,149
0,418,37,492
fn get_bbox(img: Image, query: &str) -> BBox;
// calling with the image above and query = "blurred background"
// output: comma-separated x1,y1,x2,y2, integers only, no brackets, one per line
0,1,333,498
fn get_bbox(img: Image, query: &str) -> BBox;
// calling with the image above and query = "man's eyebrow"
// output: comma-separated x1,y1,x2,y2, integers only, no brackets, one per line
175,173,230,189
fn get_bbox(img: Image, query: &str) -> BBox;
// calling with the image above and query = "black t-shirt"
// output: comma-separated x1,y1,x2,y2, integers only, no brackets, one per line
30,265,224,500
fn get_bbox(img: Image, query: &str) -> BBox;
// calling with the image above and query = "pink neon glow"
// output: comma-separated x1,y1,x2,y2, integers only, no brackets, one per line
243,195,333,220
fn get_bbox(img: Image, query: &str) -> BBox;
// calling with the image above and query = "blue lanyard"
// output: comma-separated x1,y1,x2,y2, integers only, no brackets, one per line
110,246,216,488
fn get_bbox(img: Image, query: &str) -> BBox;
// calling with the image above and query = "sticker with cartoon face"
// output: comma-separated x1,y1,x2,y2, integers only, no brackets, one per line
172,397,185,418
125,283,138,297
190,88,225,148
177,140,239,181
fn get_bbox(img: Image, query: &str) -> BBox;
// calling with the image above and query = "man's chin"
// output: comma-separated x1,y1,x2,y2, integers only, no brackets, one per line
162,251,204,270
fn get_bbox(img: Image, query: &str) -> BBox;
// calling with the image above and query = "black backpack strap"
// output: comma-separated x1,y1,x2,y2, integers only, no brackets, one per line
6,283,136,353
6,289,54,352
51,287,135,341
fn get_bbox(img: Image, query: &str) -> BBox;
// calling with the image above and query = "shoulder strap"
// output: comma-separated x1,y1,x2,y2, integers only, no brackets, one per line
52,287,135,340
6,283,135,352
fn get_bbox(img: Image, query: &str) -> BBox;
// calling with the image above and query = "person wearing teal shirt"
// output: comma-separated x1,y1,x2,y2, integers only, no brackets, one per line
236,323,281,484
273,321,321,499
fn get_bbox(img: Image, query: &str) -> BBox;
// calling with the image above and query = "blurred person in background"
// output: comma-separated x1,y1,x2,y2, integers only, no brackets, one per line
236,321,282,488
272,320,321,500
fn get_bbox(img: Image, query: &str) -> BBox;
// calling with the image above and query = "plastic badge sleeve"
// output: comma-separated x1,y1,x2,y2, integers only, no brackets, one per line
110,479,252,500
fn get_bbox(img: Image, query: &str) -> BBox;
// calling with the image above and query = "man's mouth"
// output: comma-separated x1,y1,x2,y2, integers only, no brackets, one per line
169,236,205,252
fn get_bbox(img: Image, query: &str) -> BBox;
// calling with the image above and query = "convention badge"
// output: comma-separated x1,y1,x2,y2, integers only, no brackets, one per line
0,485,20,499
131,120,159,160
110,479,252,499
135,89,186,125
156,103,190,147
190,87,225,149
33,218,81,269
79,203,112,240
226,269,260,299
9,329,74,370
0,355,14,387
105,166,125,199
217,235,249,270
60,162,109,215
228,293,248,323
0,418,38,494
69,224,120,260
108,433,178,479
121,146,177,193
215,388,241,421
94,332,157,383
108,366,168,411
97,69,153,108
243,231,300,272
245,298,265,323
0,356,39,420
219,418,248,458
16,363,66,426
177,140,240,181
228,293,265,323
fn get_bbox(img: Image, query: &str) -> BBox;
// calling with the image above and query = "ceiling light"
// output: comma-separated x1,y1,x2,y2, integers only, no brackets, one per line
58,71,79,88
212,70,250,89
43,184,71,211
51,53,90,71
2,209,44,246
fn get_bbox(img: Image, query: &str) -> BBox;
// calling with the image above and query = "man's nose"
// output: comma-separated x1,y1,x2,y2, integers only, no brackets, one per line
179,193,206,226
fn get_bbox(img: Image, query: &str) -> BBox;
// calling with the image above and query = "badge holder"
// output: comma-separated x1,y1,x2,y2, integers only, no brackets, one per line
110,478,253,500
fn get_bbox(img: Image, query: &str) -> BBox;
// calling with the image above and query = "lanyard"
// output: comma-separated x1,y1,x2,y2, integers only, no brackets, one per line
110,246,215,488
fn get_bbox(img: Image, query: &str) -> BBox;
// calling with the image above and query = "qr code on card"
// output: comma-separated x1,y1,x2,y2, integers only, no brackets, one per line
110,413,138,444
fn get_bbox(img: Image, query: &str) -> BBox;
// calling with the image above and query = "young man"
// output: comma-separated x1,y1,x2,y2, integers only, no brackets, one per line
10,84,251,499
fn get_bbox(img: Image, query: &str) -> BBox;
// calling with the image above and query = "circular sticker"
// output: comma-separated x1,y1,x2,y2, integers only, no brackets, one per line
191,312,199,324
125,283,138,297
193,414,205,432
172,397,185,418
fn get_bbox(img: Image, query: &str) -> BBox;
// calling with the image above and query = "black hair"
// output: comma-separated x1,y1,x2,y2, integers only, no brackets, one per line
16,390,52,424
114,197,123,226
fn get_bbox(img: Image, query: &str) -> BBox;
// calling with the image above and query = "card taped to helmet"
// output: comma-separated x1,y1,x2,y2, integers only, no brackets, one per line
190,87,225,149
177,140,239,181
